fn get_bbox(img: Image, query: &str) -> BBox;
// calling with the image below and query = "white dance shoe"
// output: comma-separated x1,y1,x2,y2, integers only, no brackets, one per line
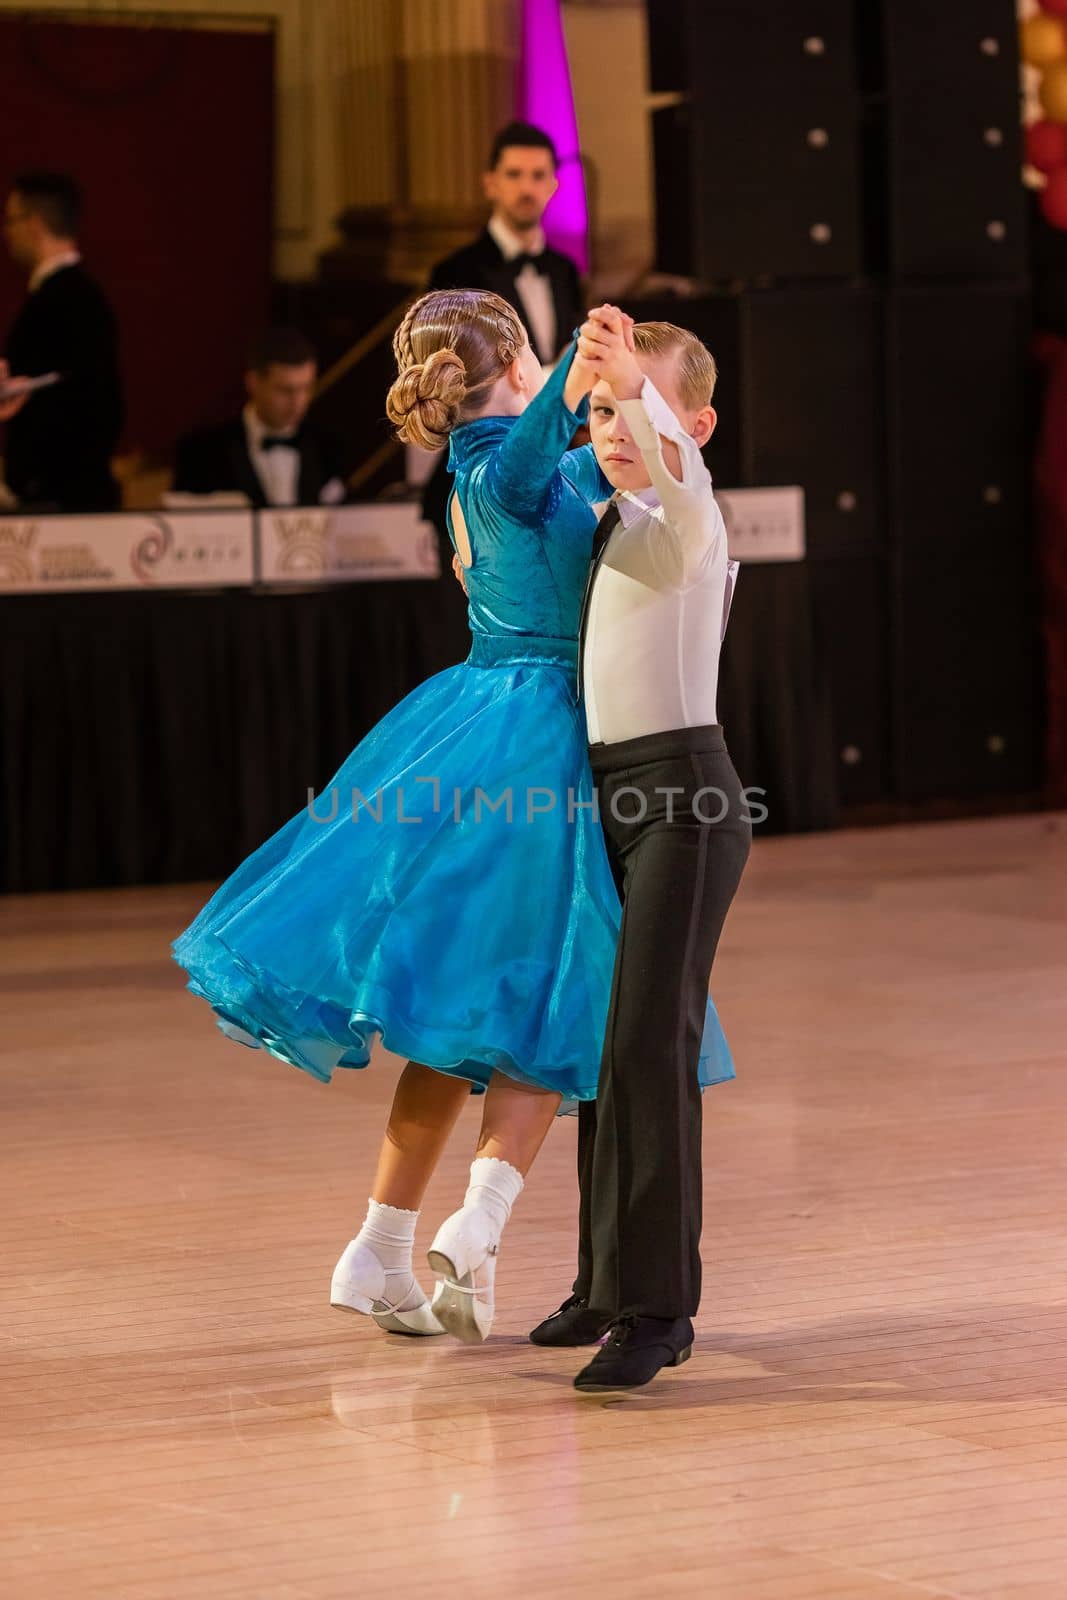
330,1239,445,1336
427,1206,499,1344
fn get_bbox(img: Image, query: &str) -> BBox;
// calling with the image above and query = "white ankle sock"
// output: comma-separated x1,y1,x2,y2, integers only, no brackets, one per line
356,1199,425,1313
463,1156,524,1243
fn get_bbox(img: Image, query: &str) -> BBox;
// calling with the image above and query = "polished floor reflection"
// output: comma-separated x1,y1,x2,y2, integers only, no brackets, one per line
3,813,1067,1599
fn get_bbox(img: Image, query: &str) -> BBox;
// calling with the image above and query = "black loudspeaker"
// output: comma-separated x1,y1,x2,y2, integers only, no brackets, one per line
648,0,862,281
626,290,888,808
742,287,884,558
809,556,890,806
891,546,1039,801
888,284,1028,552
620,293,744,490
883,0,1025,278
886,283,1038,800
651,103,693,279
626,288,883,558
647,0,688,94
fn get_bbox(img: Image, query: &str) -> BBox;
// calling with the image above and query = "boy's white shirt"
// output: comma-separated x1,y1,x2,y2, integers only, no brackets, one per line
582,375,738,746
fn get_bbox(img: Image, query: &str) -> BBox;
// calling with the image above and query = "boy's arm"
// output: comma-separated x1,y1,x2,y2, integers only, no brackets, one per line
615,375,725,581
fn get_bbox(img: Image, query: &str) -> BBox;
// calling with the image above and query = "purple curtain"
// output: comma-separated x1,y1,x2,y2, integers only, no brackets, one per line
516,0,589,273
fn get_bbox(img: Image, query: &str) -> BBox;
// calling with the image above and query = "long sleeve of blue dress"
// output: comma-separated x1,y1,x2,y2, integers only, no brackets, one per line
561,442,612,508
483,342,588,519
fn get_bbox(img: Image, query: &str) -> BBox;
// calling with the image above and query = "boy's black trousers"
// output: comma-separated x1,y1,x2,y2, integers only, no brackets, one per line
574,724,751,1320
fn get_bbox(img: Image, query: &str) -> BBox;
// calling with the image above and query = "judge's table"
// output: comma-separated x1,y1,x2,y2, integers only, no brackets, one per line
0,491,832,894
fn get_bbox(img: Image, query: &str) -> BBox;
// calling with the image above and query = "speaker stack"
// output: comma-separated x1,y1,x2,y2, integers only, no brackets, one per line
642,0,1039,812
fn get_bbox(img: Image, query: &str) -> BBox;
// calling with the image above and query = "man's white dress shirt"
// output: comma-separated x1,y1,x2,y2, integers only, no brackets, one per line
582,377,737,746
243,402,301,508
487,214,557,364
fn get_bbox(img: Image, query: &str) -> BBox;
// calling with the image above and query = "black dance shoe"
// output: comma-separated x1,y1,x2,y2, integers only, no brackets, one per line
572,1314,694,1391
529,1293,614,1347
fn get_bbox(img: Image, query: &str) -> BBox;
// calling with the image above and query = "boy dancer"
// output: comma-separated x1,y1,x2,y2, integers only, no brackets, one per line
530,310,751,1390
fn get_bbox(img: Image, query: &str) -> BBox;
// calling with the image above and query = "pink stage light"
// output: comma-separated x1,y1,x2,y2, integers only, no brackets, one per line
517,0,589,273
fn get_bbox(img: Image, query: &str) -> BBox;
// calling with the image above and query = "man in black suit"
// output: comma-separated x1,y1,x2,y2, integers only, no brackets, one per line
2,172,122,511
173,327,346,508
429,121,583,364
422,122,584,540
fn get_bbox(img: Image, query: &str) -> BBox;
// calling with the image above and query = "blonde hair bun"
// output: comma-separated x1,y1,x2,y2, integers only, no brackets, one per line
388,289,525,447
386,346,468,450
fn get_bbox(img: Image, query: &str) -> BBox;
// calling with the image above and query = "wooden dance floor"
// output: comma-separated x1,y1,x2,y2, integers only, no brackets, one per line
3,813,1067,1599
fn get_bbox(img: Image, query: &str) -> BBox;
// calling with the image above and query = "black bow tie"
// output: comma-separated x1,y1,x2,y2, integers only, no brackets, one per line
260,432,300,451
511,251,548,275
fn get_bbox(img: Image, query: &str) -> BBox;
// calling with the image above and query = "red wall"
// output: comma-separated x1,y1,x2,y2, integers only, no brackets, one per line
0,15,274,458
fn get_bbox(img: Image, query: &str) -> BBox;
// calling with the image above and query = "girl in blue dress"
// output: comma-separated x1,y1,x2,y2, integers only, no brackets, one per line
173,289,733,1344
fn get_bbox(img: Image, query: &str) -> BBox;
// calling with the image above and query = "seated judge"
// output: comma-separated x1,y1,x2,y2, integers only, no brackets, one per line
421,122,584,547
173,327,346,508
2,171,122,511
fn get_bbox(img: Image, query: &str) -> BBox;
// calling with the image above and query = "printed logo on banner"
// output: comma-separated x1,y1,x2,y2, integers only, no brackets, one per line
131,518,173,581
0,520,36,583
128,516,254,584
262,508,440,581
0,511,255,593
274,511,329,574
0,519,115,585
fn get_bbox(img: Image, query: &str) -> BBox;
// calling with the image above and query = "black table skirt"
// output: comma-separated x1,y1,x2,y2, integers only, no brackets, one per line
1,566,836,894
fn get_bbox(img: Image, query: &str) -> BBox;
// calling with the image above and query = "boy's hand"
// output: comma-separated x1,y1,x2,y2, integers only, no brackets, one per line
577,305,643,399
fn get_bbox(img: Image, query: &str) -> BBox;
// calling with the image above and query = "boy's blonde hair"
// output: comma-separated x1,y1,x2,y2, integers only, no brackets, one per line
632,321,717,411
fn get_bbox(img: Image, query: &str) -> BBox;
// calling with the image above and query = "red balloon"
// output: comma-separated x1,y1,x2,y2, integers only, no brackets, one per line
1040,166,1067,230
1042,0,1067,16
1028,118,1067,171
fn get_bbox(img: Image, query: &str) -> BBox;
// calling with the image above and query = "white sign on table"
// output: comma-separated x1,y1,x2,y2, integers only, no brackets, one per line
0,493,796,595
0,511,255,593
717,486,805,564
257,503,441,584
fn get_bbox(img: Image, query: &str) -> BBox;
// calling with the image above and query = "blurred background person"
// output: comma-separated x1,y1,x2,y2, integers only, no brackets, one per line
172,326,346,508
429,121,583,366
421,120,584,548
2,171,122,511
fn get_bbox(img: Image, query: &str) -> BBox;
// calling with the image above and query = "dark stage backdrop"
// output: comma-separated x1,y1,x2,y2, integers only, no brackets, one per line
0,13,274,459
0,567,837,896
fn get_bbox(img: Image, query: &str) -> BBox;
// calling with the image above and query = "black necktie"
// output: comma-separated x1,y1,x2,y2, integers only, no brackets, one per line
260,432,299,451
576,499,622,702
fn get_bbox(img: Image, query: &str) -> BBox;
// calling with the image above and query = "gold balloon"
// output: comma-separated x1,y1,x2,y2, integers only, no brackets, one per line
1041,58,1067,123
1022,13,1067,68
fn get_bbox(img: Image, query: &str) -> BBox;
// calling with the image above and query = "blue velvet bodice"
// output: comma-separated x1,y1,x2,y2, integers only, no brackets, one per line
445,345,610,654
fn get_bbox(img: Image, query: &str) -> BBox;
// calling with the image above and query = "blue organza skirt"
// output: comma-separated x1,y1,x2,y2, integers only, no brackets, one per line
173,636,735,1106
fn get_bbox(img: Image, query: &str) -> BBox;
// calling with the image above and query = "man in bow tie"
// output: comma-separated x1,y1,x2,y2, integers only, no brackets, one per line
421,123,584,553
428,121,582,368
173,326,346,509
